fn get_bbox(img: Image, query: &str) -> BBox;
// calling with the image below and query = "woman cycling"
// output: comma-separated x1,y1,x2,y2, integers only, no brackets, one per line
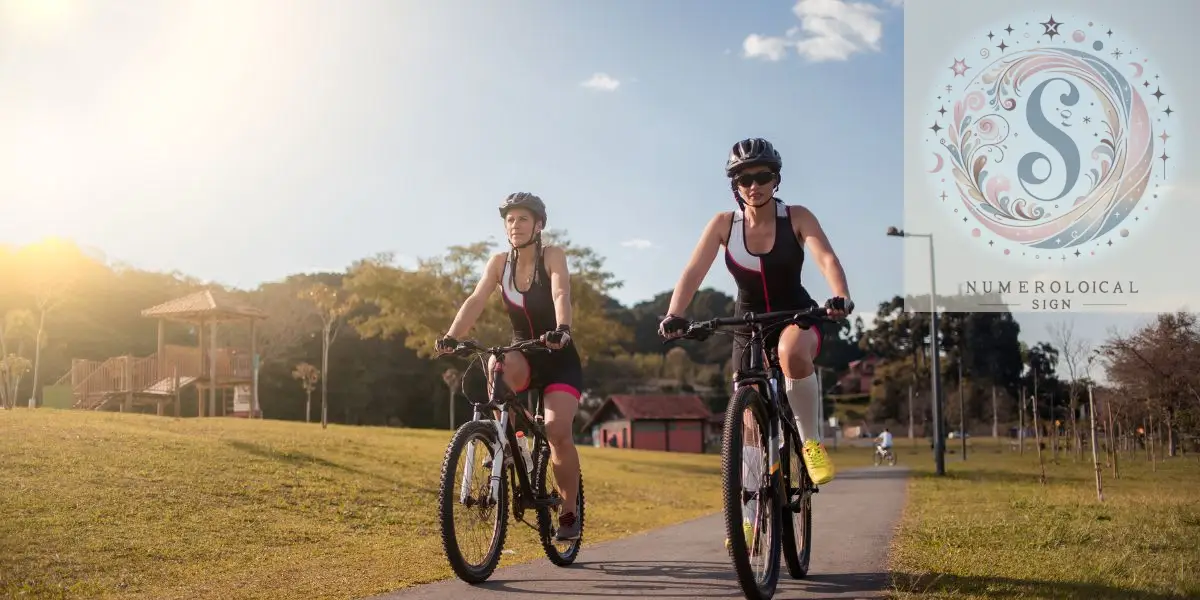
435,192,583,541
658,137,853,488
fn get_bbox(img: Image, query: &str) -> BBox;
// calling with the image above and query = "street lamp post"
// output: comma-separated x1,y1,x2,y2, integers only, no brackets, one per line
887,226,946,476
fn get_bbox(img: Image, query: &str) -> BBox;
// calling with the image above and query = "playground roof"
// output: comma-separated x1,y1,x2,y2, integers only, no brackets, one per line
141,289,268,322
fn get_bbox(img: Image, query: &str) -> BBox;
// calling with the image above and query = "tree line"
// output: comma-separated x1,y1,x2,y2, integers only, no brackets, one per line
1,237,1196,453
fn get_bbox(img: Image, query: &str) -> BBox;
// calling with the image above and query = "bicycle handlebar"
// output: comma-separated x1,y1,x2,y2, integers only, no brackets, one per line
675,305,845,341
448,337,554,358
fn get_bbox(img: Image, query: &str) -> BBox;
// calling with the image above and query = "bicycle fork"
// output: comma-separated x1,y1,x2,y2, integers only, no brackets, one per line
459,410,510,505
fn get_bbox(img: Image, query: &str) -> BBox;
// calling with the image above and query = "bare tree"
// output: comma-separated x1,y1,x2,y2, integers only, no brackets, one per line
1049,319,1090,461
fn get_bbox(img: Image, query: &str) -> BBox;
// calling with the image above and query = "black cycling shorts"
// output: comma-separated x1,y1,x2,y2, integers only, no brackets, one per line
515,340,583,399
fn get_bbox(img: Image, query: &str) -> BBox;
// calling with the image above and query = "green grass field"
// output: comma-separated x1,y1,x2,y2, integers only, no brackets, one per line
887,440,1200,599
0,409,876,599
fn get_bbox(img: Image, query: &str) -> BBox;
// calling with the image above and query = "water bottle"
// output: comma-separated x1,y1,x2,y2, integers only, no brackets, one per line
515,431,534,479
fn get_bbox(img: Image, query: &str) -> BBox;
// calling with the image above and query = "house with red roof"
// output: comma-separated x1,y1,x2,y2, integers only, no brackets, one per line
580,394,714,453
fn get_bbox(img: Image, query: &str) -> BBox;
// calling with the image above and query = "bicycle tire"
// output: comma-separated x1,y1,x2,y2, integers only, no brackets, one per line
722,385,781,600
437,420,509,584
533,437,584,566
780,428,812,579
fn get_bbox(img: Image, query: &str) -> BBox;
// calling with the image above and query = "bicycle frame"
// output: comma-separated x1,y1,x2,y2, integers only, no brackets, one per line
729,316,810,488
684,307,834,504
453,340,560,513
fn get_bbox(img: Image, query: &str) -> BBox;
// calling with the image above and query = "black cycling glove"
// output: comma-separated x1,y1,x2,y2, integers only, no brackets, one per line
435,335,457,354
658,314,689,337
544,324,572,345
823,297,854,314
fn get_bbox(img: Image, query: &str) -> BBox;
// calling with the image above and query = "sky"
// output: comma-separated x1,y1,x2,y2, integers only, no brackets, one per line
0,0,1162,368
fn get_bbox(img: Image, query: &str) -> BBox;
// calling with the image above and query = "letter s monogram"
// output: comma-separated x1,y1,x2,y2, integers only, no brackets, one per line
1017,77,1082,202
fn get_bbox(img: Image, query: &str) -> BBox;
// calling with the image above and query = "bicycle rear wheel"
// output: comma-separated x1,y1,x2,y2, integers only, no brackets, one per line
722,385,781,600
533,436,584,566
780,428,813,579
437,420,509,583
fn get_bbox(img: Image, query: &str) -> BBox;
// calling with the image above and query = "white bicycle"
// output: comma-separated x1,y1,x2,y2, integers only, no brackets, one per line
873,444,896,467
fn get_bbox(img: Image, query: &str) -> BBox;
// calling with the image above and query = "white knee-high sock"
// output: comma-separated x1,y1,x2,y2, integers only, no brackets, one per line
785,374,822,444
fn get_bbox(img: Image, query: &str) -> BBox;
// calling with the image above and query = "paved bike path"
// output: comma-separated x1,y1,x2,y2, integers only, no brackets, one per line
367,466,909,599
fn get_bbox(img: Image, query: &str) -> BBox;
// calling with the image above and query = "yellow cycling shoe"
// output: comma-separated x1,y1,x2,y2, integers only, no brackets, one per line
724,520,754,550
801,439,835,485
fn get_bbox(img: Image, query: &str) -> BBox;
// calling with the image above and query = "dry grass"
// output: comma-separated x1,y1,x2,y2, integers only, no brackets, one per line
2,409,735,599
888,439,1200,599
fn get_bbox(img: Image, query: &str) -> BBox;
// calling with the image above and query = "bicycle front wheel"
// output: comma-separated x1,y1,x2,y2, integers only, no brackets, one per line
722,385,781,600
437,420,509,584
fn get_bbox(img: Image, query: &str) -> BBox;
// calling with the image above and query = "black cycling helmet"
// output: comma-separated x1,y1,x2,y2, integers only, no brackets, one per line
725,137,782,177
498,192,547,224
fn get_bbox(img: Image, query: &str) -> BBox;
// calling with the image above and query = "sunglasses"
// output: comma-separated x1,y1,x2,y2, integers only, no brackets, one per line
734,171,777,187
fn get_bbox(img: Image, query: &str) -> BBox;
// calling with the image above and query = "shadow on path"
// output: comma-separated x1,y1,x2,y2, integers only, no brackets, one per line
469,560,888,598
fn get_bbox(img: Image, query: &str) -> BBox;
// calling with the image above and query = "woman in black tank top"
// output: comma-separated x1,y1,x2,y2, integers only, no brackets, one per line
434,192,584,541
657,138,854,491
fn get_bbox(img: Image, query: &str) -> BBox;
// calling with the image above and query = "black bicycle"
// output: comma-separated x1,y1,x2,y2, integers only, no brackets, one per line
673,305,842,600
435,337,584,584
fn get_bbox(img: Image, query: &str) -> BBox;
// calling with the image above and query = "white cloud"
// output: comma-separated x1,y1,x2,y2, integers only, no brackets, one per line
742,0,886,63
743,34,792,62
581,72,620,92
620,239,653,250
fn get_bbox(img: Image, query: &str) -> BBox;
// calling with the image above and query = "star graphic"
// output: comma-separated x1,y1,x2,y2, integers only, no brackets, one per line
1112,48,1123,59
949,58,969,77
987,31,995,40
937,106,947,116
1074,250,1081,257
997,40,1008,52
1106,29,1113,37
1164,106,1174,117
1083,116,1091,123
930,122,942,134
1160,131,1170,143
1005,25,1014,34
1144,81,1151,88
1152,87,1165,101
939,191,947,201
1041,16,1063,39
1161,151,1170,163
989,240,994,246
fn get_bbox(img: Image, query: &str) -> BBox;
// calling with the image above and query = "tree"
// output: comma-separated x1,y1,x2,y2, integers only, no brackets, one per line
299,282,355,429
346,234,632,363
0,354,32,409
292,362,320,423
1049,319,1090,461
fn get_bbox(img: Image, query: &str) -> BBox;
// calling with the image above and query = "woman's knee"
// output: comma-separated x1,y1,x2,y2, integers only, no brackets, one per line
488,351,529,392
778,326,817,378
543,392,578,446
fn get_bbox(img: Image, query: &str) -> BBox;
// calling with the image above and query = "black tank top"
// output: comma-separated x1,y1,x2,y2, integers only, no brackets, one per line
723,199,816,315
499,251,558,341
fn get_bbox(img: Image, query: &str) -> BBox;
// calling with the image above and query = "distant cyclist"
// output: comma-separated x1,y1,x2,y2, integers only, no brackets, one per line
434,192,583,541
656,138,853,545
875,428,893,454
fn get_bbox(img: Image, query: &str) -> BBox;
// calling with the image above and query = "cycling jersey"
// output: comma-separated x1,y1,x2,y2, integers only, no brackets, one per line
724,199,816,315
499,250,583,398
724,199,822,369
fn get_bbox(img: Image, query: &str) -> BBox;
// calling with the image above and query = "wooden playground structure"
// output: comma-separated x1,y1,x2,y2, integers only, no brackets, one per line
54,289,268,417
